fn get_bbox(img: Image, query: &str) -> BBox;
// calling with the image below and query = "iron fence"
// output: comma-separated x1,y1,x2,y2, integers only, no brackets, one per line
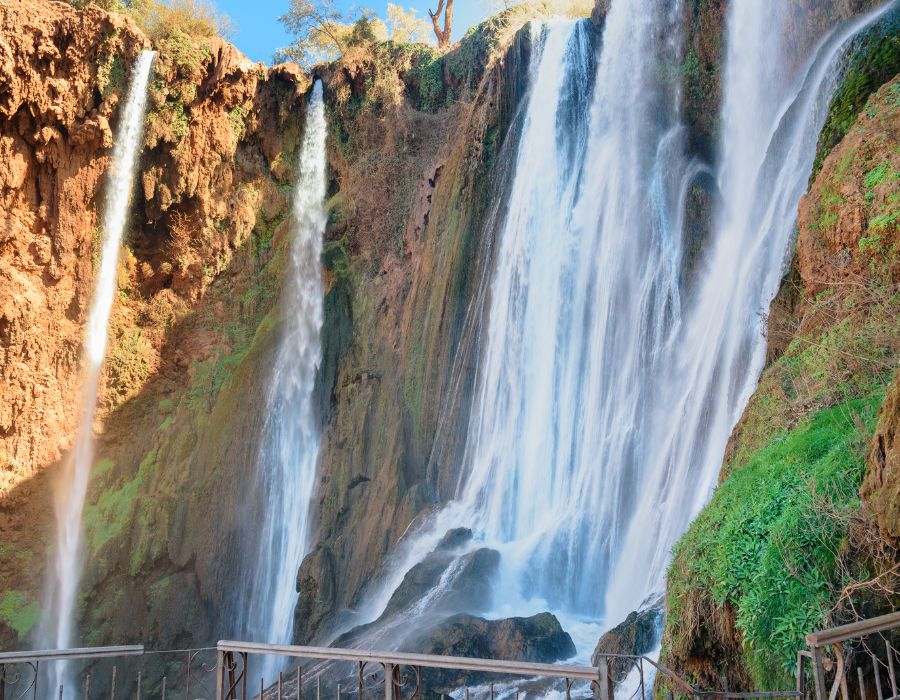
801,611,900,700
5,612,896,700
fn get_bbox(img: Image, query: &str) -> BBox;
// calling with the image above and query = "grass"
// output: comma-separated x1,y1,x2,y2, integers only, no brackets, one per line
83,451,157,556
667,392,885,688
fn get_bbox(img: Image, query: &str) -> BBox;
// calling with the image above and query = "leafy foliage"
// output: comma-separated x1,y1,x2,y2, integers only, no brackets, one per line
274,0,388,67
387,3,433,44
127,0,234,42
667,392,885,687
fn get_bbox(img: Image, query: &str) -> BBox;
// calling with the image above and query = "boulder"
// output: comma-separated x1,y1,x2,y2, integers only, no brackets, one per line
407,611,576,689
592,602,664,683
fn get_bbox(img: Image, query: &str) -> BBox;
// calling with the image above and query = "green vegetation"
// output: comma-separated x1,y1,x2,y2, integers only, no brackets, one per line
128,0,233,43
105,327,155,404
812,8,900,177
0,591,40,639
666,393,884,688
96,27,127,98
228,103,249,140
83,450,157,556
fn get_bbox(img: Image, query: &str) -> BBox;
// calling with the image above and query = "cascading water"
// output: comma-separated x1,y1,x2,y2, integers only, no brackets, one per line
38,49,155,688
231,80,327,678
340,0,897,660
603,0,897,621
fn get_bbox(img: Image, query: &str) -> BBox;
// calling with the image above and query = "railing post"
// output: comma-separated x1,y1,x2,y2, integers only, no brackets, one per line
384,663,395,700
598,658,612,700
810,647,827,700
796,652,807,698
216,649,225,700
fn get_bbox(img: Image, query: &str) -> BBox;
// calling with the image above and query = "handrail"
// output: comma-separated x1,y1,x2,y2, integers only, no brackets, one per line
806,611,900,648
0,645,144,664
217,640,600,680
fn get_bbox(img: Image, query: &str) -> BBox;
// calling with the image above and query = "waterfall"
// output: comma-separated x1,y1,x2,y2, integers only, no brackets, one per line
232,80,327,676
339,0,897,659
602,0,897,623
39,49,155,688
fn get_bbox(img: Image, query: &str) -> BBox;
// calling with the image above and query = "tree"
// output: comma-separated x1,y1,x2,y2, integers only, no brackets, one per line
386,3,432,44
275,0,388,67
427,0,453,48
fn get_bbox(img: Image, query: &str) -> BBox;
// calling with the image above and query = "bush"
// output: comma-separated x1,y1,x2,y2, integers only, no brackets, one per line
127,0,234,42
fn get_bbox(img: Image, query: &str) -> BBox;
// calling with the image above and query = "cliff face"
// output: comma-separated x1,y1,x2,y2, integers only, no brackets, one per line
0,1,143,493
0,0,534,653
0,0,310,647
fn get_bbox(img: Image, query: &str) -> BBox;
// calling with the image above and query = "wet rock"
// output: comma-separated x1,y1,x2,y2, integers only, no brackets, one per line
591,0,611,30
407,611,577,690
331,536,499,648
592,602,664,683
435,527,474,551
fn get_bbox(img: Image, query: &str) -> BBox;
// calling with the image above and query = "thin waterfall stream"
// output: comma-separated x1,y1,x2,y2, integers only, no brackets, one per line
38,49,155,689
232,80,328,677
334,0,897,660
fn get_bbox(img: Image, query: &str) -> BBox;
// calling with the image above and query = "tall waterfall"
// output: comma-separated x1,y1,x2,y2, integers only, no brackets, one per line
233,80,327,674
344,0,896,657
39,49,155,687
603,0,896,620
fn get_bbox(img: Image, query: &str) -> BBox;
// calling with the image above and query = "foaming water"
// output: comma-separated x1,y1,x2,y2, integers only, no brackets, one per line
335,0,896,660
39,50,155,690
231,80,328,680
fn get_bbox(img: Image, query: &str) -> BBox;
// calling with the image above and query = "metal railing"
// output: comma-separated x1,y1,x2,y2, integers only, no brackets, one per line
0,645,219,700
6,613,895,700
801,611,900,700
0,646,142,699
213,640,801,700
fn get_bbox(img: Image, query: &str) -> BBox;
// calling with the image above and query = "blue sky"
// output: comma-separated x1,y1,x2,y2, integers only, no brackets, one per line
216,0,492,63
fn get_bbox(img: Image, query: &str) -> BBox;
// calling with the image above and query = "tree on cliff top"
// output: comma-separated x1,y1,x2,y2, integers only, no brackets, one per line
71,0,234,41
427,0,454,48
386,3,432,44
275,0,433,67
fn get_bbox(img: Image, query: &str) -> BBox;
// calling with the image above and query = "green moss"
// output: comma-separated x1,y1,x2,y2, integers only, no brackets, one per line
160,29,212,74
667,392,885,687
83,451,157,555
90,458,116,484
99,53,126,99
158,398,174,413
105,328,154,403
812,8,900,178
0,591,40,638
228,103,249,140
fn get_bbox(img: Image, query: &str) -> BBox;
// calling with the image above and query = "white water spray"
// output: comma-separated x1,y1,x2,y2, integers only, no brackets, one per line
40,49,154,688
340,0,896,657
233,80,327,677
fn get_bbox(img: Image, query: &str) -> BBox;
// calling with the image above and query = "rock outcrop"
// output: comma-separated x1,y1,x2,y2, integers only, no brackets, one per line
593,603,664,683
0,0,144,492
862,377,900,546
407,612,576,689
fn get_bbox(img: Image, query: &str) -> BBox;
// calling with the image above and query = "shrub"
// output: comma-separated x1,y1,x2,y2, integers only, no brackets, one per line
128,0,234,43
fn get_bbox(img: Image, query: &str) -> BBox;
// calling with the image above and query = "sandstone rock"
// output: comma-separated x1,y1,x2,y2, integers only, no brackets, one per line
862,378,900,546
